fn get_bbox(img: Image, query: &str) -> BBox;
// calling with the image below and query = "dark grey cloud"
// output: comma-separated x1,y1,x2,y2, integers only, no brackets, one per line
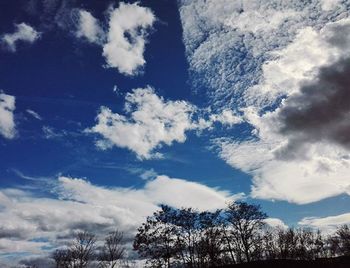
19,257,55,268
276,57,350,159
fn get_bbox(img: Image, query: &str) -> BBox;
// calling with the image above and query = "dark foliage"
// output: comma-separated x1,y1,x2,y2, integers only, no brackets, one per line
133,202,350,268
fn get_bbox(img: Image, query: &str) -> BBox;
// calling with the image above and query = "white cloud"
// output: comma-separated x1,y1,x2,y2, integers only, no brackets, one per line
75,3,155,76
179,0,350,108
88,87,196,159
215,18,350,205
26,109,42,120
209,109,242,127
225,8,298,34
264,218,288,230
180,0,350,205
139,168,158,180
103,2,155,75
88,87,242,159
320,0,343,11
75,10,104,44
142,175,235,210
0,174,241,259
299,213,350,234
1,23,40,52
0,92,16,139
0,238,47,254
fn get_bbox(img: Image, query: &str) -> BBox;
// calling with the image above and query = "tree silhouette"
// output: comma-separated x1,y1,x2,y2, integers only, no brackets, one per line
224,201,267,262
98,230,126,268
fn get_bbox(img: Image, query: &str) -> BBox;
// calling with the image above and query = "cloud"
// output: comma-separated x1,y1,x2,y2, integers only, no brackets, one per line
88,87,196,159
178,0,350,109
209,109,242,127
88,86,242,159
75,10,104,45
0,174,241,262
102,2,155,75
215,18,350,205
0,92,16,139
264,218,288,230
277,58,350,158
75,2,155,76
26,109,42,120
1,23,40,52
299,212,350,234
320,0,343,11
180,1,350,204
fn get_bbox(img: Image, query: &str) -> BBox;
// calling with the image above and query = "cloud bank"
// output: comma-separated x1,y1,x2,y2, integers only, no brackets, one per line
0,174,240,262
179,0,350,204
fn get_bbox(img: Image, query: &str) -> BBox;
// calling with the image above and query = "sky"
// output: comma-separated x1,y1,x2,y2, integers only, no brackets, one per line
1,0,350,265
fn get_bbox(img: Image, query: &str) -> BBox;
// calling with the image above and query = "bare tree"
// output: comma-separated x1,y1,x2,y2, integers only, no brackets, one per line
133,205,179,268
329,224,350,256
224,201,267,263
98,230,126,268
52,248,74,268
73,231,96,268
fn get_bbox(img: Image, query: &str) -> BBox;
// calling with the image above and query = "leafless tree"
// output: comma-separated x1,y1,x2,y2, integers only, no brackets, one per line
98,230,126,268
224,201,267,263
52,248,74,268
70,231,96,268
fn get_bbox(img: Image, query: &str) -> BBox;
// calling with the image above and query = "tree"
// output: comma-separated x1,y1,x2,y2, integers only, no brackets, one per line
98,230,126,268
52,231,96,268
70,231,96,268
52,248,74,268
330,224,350,256
133,205,179,268
224,201,267,263
197,210,225,267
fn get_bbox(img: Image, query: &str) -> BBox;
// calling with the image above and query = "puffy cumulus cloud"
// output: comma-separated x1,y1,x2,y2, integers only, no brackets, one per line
180,0,350,205
75,2,155,76
88,87,242,159
299,213,350,234
0,175,241,262
102,2,155,75
1,23,40,52
0,92,16,139
75,10,104,44
88,87,196,159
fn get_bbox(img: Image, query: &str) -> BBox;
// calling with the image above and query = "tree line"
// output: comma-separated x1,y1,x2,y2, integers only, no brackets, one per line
133,202,350,267
19,202,350,268
51,230,130,268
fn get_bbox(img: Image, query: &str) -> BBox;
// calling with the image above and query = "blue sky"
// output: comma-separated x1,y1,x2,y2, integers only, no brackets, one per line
1,0,350,265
